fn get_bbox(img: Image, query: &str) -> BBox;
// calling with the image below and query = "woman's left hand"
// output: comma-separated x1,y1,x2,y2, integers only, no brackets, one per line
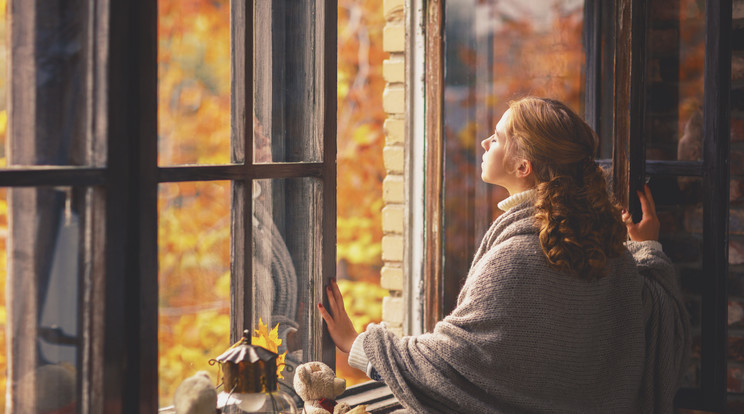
622,184,660,242
318,279,358,353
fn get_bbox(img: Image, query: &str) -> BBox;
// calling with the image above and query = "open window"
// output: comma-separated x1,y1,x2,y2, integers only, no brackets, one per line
1,0,337,411
430,0,734,411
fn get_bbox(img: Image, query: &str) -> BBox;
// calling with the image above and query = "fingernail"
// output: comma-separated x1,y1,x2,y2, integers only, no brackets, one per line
317,303,323,309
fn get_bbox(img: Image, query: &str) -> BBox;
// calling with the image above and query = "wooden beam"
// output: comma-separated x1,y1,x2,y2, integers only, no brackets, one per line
424,0,444,333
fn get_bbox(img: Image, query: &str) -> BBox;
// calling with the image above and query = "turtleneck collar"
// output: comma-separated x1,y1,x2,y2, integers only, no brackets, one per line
497,188,537,212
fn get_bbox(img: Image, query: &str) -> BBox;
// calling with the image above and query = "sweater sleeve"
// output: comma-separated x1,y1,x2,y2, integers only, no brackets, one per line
626,241,691,413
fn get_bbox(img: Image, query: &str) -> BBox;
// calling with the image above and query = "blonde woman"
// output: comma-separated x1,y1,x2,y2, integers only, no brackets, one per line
320,97,690,413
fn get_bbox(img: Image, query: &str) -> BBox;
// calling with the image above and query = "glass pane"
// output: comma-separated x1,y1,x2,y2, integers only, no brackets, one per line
252,178,321,402
158,0,231,166
0,5,6,407
253,3,323,163
158,181,231,406
0,188,7,409
5,186,89,412
6,5,93,167
645,0,705,162
336,0,386,387
442,0,585,314
651,176,703,388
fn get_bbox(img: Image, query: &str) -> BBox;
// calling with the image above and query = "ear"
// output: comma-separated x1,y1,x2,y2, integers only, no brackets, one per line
297,364,310,384
514,159,532,179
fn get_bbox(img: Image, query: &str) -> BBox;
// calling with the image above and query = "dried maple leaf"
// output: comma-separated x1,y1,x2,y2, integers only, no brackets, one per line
251,318,287,379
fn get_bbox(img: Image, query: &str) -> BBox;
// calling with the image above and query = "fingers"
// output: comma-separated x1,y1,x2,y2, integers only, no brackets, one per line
325,279,346,317
318,302,333,326
636,184,657,220
621,209,632,225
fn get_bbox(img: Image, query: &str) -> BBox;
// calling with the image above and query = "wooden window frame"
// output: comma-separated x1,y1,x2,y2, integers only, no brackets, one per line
0,0,337,412
424,0,732,410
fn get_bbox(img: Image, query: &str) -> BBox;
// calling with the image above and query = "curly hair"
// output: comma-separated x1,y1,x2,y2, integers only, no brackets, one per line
504,97,627,280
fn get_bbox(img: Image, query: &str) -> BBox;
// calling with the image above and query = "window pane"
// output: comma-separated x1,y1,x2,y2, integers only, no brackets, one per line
0,4,6,407
336,0,386,386
652,176,703,388
252,178,321,402
442,0,585,314
6,4,93,168
158,181,231,406
158,0,231,166
0,188,7,409
253,3,323,164
645,0,705,162
6,186,89,412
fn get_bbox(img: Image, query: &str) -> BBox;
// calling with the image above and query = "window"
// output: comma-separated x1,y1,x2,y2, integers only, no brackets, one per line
438,0,587,320
429,0,735,411
0,1,337,412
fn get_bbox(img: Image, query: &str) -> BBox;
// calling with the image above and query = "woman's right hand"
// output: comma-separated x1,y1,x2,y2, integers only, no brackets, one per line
318,279,358,353
622,184,660,242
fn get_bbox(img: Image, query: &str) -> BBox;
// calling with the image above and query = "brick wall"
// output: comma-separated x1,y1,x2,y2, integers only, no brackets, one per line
379,0,406,337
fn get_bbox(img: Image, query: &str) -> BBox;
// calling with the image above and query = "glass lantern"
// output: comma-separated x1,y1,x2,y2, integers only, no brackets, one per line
213,330,297,414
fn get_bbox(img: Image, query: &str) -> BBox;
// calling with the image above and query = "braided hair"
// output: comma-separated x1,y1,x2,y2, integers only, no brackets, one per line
504,97,627,280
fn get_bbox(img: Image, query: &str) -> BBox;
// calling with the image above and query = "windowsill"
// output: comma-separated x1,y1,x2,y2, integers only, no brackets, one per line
338,381,401,413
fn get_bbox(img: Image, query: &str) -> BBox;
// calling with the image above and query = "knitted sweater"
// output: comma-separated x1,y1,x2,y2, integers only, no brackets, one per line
359,200,689,413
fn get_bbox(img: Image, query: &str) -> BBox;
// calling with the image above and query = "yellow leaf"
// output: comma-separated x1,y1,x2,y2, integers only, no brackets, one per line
251,318,287,379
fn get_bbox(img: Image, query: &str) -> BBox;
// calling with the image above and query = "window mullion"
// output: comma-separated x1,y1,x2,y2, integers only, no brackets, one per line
699,0,731,409
320,0,338,367
229,0,253,344
103,0,158,411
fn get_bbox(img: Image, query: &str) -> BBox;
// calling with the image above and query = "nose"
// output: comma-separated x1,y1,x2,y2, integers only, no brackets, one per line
481,137,490,150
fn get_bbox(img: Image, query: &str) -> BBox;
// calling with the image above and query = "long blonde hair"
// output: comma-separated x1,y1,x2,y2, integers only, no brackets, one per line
505,97,626,279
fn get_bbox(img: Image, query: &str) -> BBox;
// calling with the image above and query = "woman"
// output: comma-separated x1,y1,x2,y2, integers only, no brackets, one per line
319,97,689,413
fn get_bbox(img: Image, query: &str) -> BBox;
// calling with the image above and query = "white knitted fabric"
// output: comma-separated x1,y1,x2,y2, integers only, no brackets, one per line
496,188,537,211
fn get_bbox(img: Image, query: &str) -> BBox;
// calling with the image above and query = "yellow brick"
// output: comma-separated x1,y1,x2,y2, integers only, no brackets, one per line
382,175,404,203
380,266,403,291
384,118,405,145
383,145,405,174
382,205,404,234
382,235,404,262
383,58,405,83
382,296,404,325
384,0,405,22
383,24,405,52
383,85,405,114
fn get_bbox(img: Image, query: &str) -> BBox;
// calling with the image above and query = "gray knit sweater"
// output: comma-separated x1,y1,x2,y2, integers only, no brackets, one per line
362,201,690,413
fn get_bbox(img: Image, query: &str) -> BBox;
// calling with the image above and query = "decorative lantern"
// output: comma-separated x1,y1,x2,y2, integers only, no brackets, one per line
213,330,296,413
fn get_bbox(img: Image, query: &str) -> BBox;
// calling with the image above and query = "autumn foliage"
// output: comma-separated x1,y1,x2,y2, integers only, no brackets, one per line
156,0,387,402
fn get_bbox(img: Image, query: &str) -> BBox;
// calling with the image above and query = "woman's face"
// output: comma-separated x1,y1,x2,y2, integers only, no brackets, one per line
481,109,519,191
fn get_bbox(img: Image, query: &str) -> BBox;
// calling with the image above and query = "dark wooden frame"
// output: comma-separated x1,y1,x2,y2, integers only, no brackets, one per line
1,0,337,411
427,0,732,410
674,0,731,410
610,0,731,410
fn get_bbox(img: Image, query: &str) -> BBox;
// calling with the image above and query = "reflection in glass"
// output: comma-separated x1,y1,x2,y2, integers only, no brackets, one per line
650,176,703,388
253,3,323,164
253,178,321,404
6,187,88,412
158,0,231,166
645,0,705,162
6,5,90,168
443,0,585,314
158,181,231,406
